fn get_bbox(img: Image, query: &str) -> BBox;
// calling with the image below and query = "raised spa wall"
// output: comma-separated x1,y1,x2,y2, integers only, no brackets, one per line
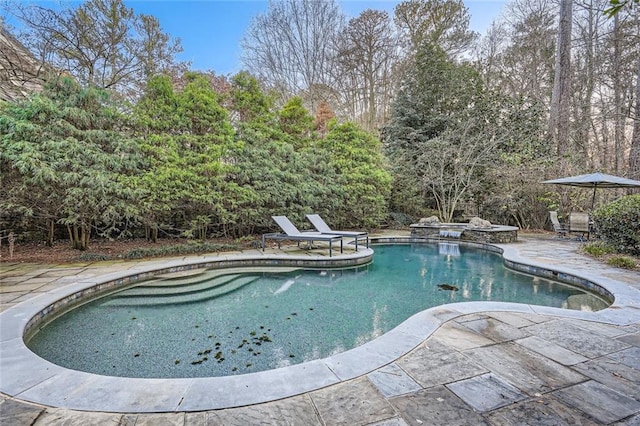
410,222,519,244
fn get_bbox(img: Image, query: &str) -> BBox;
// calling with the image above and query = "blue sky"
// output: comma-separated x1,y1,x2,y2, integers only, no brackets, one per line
6,0,506,75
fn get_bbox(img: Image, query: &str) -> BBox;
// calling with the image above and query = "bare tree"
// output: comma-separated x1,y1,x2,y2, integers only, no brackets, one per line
476,0,557,104
0,21,47,101
241,0,344,107
10,0,184,98
473,21,509,92
333,9,399,132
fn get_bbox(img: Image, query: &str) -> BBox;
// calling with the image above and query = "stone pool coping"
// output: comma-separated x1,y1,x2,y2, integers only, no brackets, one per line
1,238,640,413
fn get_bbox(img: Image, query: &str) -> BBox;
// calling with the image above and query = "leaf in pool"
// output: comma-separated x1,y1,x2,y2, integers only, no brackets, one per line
203,349,212,355
174,360,180,365
195,325,200,328
291,312,297,316
250,331,256,336
232,367,238,371
231,350,237,354
134,353,140,357
214,351,222,359
131,317,137,320
289,354,295,358
246,363,252,368
437,283,459,291
191,359,203,365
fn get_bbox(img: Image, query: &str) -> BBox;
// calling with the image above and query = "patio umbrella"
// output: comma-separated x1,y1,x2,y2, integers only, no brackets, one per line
542,172,640,209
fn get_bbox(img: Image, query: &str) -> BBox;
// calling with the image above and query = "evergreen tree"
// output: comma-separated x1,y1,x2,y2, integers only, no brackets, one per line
0,76,140,249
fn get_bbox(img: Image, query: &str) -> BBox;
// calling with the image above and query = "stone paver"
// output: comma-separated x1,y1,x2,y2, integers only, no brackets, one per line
485,394,600,426
607,346,640,370
524,319,631,358
553,380,640,424
397,343,488,389
310,377,395,426
515,335,589,365
195,395,321,426
367,363,422,398
1,234,640,425
463,342,587,394
459,316,530,343
389,386,487,426
572,357,640,397
446,373,527,412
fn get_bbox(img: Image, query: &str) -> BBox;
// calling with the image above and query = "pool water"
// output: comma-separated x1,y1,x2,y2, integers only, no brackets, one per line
26,244,608,378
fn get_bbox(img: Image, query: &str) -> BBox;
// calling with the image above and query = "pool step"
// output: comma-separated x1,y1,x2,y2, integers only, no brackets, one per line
121,273,243,296
103,275,260,307
140,266,299,289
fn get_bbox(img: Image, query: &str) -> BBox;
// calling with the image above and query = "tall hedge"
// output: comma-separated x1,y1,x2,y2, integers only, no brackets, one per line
592,195,640,255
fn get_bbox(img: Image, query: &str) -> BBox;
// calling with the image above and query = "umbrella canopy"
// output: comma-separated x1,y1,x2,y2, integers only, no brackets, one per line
542,172,640,208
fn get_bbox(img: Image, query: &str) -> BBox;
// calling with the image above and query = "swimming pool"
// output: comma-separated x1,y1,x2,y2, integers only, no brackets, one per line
26,244,608,379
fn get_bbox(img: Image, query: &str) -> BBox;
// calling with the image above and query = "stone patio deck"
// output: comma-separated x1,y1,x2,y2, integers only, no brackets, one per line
1,233,639,425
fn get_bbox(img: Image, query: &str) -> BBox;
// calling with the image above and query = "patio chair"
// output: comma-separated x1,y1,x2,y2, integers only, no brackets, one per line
262,216,343,257
306,214,369,251
549,211,567,238
569,212,590,241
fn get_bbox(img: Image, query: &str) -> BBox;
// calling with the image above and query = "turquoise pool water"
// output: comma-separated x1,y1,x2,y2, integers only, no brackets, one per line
26,244,608,378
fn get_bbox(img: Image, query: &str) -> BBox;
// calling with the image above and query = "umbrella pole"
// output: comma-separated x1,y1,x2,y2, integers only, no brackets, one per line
591,184,597,210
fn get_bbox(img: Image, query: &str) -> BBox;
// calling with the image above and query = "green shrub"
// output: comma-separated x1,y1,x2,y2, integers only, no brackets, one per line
582,241,615,257
387,212,416,227
592,195,640,256
606,256,638,269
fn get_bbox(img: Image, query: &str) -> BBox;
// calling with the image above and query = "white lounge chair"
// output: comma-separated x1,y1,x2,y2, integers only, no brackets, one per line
262,216,343,257
306,214,369,251
549,211,567,238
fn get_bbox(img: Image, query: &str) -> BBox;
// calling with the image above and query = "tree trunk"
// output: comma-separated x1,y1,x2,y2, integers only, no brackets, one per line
69,224,88,250
46,218,54,247
548,0,573,163
629,54,640,191
613,13,624,174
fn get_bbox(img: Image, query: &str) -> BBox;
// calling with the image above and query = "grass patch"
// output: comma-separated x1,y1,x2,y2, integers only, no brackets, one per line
606,256,638,270
582,241,616,257
581,240,639,270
